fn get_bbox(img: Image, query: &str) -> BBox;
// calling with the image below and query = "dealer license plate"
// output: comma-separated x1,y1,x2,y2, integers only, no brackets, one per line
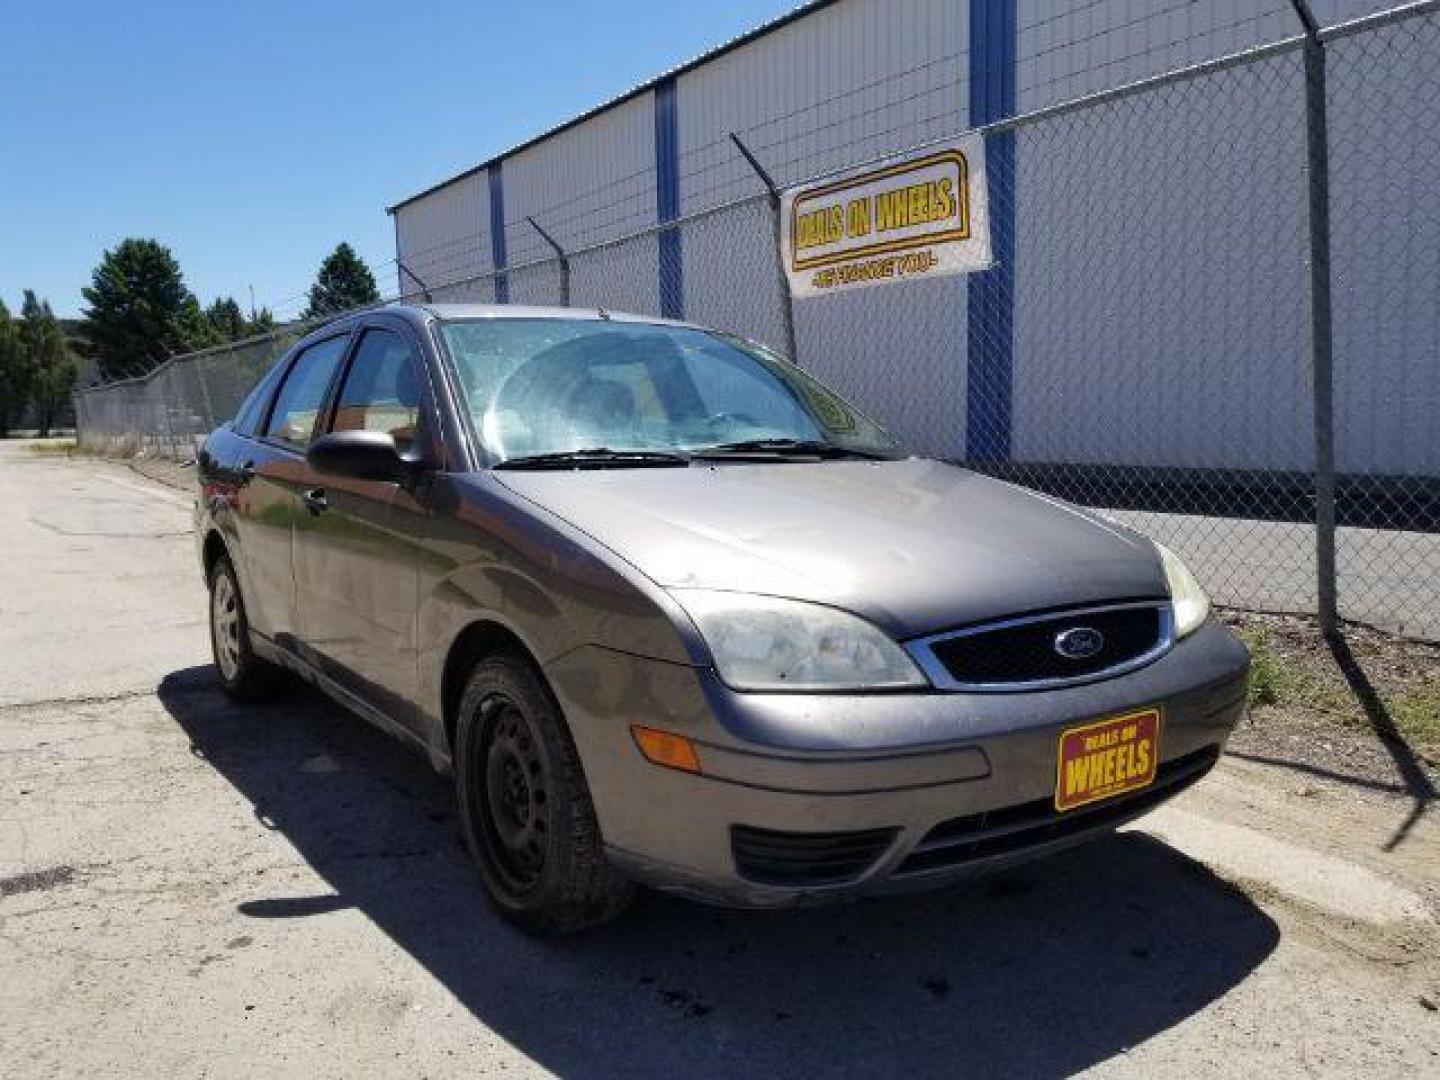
1054,708,1161,812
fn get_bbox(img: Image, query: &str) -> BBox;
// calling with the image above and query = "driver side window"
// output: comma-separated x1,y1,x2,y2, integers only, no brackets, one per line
266,334,350,448
331,329,424,453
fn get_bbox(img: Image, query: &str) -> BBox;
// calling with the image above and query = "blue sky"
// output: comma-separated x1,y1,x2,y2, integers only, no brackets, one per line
0,1,797,319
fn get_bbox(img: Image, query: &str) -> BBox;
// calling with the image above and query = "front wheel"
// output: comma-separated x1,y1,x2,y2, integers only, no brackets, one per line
208,553,285,701
455,653,635,935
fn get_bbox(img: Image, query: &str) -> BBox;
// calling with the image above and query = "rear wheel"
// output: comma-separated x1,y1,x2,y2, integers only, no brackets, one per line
455,652,635,935
208,553,285,701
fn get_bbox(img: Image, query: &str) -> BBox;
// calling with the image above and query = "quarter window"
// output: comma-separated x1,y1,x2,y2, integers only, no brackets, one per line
330,329,424,452
265,335,349,447
232,364,279,436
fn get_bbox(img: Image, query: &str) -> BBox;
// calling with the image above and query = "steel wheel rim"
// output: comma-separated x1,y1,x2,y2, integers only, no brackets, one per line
212,573,242,681
474,698,550,895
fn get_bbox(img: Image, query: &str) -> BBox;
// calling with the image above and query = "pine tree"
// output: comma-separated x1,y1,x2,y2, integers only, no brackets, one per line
177,294,222,350
80,239,203,379
248,306,276,336
21,292,76,437
0,299,28,437
205,297,248,342
303,243,380,320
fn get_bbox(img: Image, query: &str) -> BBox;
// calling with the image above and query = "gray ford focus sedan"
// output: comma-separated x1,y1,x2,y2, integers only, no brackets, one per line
196,303,1249,934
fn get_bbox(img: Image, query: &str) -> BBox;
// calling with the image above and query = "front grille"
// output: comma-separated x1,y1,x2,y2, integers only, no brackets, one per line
894,745,1219,876
917,603,1168,688
731,824,898,886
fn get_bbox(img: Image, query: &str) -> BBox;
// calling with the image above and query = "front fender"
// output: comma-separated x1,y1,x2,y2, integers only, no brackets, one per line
414,473,700,760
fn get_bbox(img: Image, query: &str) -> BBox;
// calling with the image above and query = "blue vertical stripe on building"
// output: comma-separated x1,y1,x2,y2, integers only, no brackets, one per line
489,163,509,304
966,0,1017,462
654,77,684,318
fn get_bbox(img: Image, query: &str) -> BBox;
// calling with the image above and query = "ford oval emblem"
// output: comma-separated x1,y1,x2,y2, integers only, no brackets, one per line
1054,626,1105,660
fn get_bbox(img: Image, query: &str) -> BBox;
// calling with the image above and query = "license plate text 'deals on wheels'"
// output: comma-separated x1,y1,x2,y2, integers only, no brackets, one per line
1055,708,1161,812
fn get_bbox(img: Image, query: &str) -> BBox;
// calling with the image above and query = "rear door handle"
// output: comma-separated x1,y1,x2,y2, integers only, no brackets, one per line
302,488,328,515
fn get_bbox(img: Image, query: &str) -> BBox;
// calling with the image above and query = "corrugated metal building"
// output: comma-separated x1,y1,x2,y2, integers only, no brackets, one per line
388,0,1431,479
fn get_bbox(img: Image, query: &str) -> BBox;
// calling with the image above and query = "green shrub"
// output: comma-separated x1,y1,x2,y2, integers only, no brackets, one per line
1237,627,1290,707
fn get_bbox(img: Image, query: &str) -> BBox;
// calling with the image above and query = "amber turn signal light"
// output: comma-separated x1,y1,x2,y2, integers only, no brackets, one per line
630,726,701,774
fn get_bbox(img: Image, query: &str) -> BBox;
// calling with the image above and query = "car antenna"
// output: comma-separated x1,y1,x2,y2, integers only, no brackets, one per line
596,307,611,321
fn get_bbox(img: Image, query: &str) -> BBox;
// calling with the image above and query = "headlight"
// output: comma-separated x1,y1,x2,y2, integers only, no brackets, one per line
1155,543,1210,638
669,589,927,691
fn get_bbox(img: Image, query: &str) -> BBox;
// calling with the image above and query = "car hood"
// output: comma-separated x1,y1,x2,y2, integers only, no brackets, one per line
493,459,1167,639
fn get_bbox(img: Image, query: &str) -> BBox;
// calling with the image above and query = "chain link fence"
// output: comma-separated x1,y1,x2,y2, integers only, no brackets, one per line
74,0,1440,642
75,326,310,459
1327,7,1440,639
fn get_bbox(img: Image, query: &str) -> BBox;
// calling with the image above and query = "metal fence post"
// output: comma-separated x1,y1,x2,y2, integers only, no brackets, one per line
730,133,799,362
1290,0,1339,636
398,260,434,303
527,216,571,307
196,353,217,431
159,362,181,460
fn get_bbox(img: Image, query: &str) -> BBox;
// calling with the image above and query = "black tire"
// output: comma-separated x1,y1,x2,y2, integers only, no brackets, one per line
455,651,635,935
208,553,285,702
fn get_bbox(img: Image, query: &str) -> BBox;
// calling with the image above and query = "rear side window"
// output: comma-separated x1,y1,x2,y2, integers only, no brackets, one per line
331,329,423,452
232,361,284,436
265,335,349,447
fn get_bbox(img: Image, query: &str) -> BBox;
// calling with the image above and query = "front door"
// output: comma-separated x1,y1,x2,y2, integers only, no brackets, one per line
293,325,435,728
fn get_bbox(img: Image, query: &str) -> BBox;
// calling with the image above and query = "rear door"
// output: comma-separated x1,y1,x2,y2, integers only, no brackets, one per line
292,323,438,727
234,332,351,646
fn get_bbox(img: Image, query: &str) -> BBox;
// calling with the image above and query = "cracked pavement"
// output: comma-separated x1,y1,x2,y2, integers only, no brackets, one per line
1,441,1437,1079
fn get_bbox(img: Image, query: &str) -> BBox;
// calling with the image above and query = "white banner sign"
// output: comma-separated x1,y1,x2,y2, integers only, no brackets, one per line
780,137,991,298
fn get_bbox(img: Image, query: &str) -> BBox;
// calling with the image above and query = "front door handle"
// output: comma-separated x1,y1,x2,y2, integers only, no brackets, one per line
237,460,256,483
301,488,328,515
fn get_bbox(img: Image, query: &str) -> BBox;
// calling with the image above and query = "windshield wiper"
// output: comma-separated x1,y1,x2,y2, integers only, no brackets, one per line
692,438,896,461
493,447,692,471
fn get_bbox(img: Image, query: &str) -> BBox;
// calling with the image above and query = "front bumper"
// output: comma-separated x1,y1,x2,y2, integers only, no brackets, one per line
546,618,1249,907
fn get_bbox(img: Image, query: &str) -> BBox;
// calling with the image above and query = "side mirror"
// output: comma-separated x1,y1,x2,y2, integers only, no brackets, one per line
306,430,421,483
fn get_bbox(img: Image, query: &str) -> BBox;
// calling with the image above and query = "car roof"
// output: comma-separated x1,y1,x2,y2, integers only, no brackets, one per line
287,302,713,357
415,303,693,328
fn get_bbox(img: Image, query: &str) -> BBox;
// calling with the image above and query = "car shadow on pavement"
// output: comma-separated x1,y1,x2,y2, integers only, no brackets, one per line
159,665,1279,1079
